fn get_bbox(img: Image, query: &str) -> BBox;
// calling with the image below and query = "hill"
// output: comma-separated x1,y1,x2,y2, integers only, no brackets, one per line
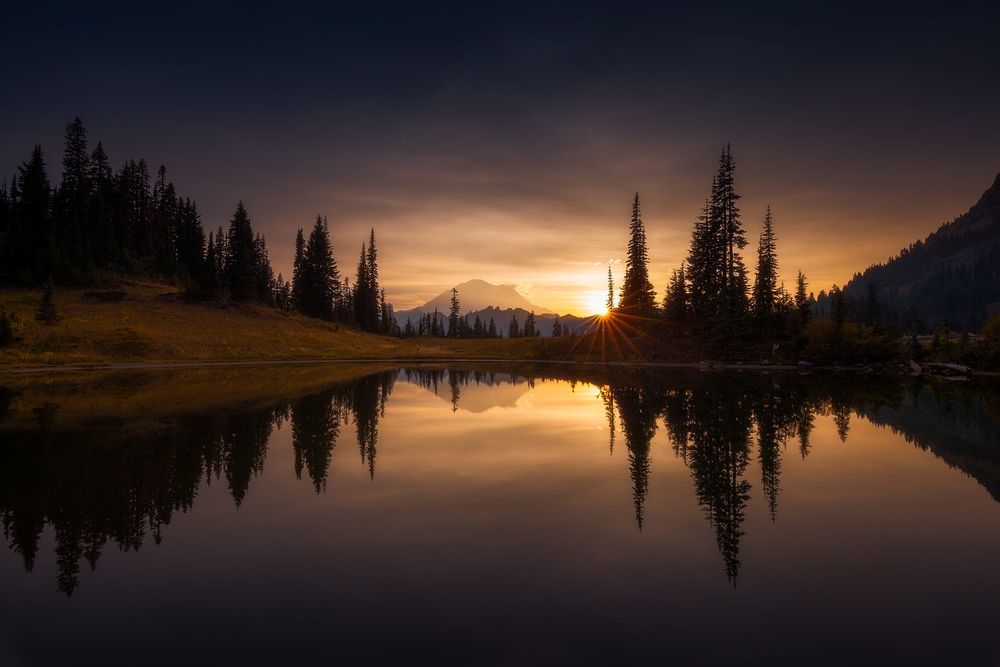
840,172,1000,331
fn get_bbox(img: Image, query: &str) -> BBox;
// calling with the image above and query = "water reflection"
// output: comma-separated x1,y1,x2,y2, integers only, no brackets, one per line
1,365,999,595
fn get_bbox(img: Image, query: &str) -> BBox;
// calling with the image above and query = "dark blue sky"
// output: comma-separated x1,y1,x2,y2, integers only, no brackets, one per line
3,1,999,311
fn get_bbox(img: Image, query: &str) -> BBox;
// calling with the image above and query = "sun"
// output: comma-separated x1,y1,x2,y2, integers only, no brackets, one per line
585,294,609,317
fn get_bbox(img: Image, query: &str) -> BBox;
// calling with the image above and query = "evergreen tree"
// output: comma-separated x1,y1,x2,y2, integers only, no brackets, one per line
379,288,393,334
6,146,53,283
619,193,656,314
291,228,306,310
117,158,152,258
607,265,614,311
302,216,338,318
56,117,91,272
151,165,178,275
448,287,461,338
524,311,537,336
87,141,116,266
224,201,257,302
508,314,520,338
488,317,497,338
354,244,369,326
253,233,275,304
274,273,291,310
204,231,221,296
351,228,381,332
552,315,562,337
794,271,811,328
174,198,206,289
686,192,721,320
663,263,689,323
751,206,779,321
831,285,847,328
686,146,750,334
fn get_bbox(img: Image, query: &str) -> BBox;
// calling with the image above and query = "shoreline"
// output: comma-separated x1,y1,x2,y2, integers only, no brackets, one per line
1,356,991,378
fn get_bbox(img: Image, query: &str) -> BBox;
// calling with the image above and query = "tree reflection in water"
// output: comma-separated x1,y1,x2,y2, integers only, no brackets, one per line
1,366,998,593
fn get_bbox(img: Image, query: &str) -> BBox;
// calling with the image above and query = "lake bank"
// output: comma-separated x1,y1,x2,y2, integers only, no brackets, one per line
1,283,993,377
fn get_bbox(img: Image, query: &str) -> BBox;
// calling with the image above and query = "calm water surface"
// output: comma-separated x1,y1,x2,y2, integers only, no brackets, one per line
1,364,999,665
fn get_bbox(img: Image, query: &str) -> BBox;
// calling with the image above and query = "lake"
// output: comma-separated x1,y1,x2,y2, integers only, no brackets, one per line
1,363,999,665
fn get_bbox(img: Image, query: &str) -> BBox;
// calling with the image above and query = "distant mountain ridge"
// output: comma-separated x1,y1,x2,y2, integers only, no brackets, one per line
842,171,1000,331
394,279,590,336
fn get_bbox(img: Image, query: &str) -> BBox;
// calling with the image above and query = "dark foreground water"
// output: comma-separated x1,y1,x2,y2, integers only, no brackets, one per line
1,364,999,666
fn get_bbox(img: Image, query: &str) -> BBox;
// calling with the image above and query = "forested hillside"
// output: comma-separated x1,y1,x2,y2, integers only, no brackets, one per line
839,172,1000,331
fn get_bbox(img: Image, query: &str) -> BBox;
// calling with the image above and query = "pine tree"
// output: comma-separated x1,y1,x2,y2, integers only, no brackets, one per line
524,311,537,336
118,158,152,258
151,165,178,275
488,317,497,338
508,314,520,338
291,228,306,310
253,233,274,304
607,265,614,311
751,206,778,321
552,315,562,337
57,117,91,272
174,198,206,289
619,193,656,315
716,146,749,323
432,307,445,337
354,228,381,331
354,244,369,326
204,231,219,295
794,271,811,329
224,201,257,302
7,146,53,283
663,263,689,323
448,288,461,338
379,288,393,334
302,216,338,318
831,285,847,328
87,141,116,266
686,146,750,334
686,192,720,320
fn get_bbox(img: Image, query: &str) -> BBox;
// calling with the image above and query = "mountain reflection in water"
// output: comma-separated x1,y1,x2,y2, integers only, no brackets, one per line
1,364,1000,665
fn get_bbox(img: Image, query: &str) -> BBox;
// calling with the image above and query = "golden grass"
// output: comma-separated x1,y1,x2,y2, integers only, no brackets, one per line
0,281,547,368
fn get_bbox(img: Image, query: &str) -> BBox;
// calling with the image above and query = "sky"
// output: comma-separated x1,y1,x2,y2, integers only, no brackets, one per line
3,1,999,315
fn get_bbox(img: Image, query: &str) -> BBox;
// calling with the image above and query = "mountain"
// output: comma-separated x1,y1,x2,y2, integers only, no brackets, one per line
839,172,1000,331
394,280,591,337
408,279,553,315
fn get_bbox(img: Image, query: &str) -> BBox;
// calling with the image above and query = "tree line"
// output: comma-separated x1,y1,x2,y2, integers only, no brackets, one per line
0,118,396,334
396,286,565,339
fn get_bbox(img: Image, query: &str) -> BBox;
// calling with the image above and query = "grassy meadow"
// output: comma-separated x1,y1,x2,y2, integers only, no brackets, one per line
0,282,550,369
